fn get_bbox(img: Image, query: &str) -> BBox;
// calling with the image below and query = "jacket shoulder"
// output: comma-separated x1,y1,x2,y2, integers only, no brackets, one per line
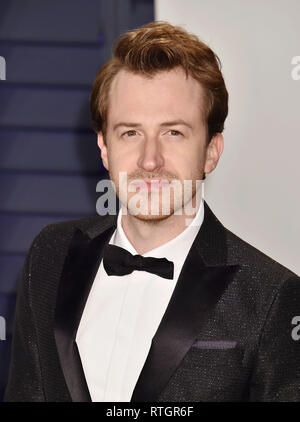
224,225,299,295
29,213,116,253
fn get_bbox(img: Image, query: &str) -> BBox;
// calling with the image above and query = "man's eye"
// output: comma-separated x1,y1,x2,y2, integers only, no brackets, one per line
123,130,137,137
168,130,182,136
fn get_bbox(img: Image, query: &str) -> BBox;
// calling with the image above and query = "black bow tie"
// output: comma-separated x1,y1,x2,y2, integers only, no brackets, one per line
103,244,174,280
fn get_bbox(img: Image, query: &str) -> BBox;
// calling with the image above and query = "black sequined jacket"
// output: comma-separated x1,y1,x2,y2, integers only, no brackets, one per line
4,201,300,402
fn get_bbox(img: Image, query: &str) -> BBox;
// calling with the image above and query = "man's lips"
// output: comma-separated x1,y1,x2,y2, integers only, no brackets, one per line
130,179,172,190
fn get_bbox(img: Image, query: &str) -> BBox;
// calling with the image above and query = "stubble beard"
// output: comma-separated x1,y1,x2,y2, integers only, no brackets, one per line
110,170,204,223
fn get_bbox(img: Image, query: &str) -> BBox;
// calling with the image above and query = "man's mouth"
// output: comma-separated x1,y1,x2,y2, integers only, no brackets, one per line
130,179,172,190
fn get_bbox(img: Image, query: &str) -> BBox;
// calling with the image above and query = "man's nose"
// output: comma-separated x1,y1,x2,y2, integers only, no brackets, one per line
137,137,164,172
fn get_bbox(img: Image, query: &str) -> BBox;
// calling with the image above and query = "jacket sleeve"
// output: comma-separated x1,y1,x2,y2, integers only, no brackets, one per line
4,235,45,402
249,275,300,401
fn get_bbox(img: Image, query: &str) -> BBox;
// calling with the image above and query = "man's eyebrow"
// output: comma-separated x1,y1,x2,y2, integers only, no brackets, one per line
113,120,193,131
113,122,141,131
160,120,193,130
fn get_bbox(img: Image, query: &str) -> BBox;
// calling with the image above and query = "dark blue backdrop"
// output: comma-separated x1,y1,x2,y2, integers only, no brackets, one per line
0,0,154,400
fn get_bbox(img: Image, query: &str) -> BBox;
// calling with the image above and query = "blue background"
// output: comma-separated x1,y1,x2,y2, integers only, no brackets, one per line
0,0,154,400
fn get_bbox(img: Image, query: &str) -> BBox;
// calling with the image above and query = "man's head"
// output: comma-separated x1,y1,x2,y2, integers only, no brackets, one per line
90,21,228,221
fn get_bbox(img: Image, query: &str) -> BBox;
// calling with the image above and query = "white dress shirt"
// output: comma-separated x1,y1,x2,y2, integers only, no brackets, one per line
76,197,205,402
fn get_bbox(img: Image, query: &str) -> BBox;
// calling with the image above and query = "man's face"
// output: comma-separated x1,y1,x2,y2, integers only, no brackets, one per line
97,66,223,221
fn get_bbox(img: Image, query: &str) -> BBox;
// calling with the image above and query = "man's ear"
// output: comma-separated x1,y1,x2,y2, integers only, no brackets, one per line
97,132,109,171
204,133,224,174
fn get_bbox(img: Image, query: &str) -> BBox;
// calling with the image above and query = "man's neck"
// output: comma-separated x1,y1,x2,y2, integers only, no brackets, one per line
120,198,202,255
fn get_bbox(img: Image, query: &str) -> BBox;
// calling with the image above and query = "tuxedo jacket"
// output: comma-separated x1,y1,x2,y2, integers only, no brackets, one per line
4,201,300,402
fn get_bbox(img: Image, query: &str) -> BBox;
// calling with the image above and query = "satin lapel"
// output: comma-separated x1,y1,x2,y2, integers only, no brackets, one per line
131,201,240,402
54,223,116,402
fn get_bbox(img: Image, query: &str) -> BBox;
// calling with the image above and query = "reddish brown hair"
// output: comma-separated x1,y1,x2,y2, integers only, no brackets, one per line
90,21,228,145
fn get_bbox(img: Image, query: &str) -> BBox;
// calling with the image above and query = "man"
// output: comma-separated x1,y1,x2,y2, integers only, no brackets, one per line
4,21,300,402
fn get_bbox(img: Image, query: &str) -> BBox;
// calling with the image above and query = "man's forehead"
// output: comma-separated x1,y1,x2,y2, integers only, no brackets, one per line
109,66,203,95
107,67,204,120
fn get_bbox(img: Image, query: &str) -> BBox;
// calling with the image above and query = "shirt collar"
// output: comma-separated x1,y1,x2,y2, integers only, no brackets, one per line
110,197,205,281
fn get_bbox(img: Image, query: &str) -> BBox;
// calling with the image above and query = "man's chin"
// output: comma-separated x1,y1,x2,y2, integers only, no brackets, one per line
129,211,172,222
124,202,186,221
